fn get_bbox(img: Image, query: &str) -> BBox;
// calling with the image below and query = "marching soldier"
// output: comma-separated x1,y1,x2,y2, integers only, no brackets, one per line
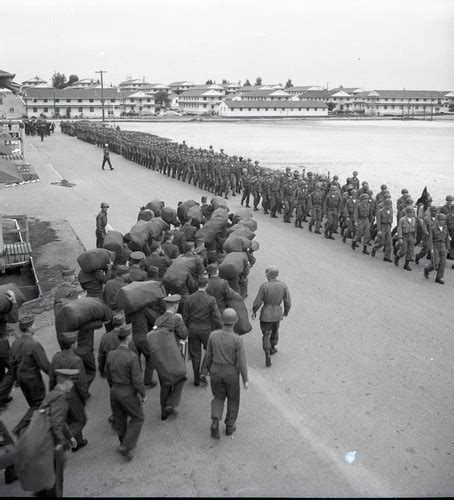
102,143,114,171
308,183,324,234
324,186,342,239
424,213,450,284
439,195,454,260
371,198,394,261
252,267,291,368
95,202,109,248
352,193,372,254
205,308,248,439
394,206,417,270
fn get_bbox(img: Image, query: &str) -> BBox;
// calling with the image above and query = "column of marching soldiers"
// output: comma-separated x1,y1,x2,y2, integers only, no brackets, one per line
61,120,453,284
0,185,296,496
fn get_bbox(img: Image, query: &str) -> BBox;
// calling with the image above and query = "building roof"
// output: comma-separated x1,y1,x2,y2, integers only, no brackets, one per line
373,90,446,99
222,99,327,109
24,87,123,100
119,79,150,86
329,87,362,94
234,89,291,98
22,76,47,84
168,81,194,87
300,89,331,98
180,89,225,97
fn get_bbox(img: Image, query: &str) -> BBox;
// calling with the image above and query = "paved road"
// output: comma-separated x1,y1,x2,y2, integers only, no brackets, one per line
1,130,453,496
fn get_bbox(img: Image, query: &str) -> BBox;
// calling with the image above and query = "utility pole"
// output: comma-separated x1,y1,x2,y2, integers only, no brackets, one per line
95,69,107,123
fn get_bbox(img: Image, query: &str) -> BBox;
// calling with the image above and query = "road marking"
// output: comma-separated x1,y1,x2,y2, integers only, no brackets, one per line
249,367,394,497
48,163,63,181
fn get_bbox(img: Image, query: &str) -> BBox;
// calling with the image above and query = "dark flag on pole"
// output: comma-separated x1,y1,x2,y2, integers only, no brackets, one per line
416,186,430,212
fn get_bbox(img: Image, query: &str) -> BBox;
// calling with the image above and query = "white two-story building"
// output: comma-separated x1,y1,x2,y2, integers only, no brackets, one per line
178,87,226,114
219,99,328,118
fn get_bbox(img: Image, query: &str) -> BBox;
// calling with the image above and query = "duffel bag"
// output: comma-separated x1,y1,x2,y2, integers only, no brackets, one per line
223,234,252,253
148,327,186,385
145,199,165,216
218,252,248,281
161,207,177,225
137,209,154,221
211,207,229,220
162,256,195,290
187,205,203,224
177,200,199,223
103,230,124,260
195,217,227,246
149,217,170,239
55,297,112,333
211,196,229,210
129,220,154,251
115,280,166,315
237,217,257,232
227,225,256,240
0,284,26,316
229,298,252,335
233,207,252,219
77,249,115,273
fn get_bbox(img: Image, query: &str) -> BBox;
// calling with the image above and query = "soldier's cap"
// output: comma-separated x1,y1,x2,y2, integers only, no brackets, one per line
333,175,339,180
101,202,109,208
405,206,414,213
222,308,238,325
113,311,126,326
130,251,145,261
117,323,132,340
254,160,259,164
62,267,75,277
163,294,181,303
285,167,291,171
265,266,279,278
429,206,438,213
352,170,358,175
19,316,34,331
381,184,387,190
401,188,409,194
361,181,368,186
294,170,300,176
359,193,369,201
250,240,260,252
247,158,251,161
185,242,195,252
307,171,313,176
446,195,453,202
115,264,129,276
198,275,209,287
55,368,79,381
437,213,446,220
384,199,393,205
60,331,78,346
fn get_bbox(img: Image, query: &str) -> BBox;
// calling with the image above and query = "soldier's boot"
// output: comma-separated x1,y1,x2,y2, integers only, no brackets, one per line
424,267,430,279
342,232,347,243
298,220,303,229
403,260,412,271
328,231,335,240
435,278,445,284
371,247,376,257
302,217,308,222
362,246,370,255
394,255,400,266
210,418,220,439
383,256,392,262
351,240,357,250
415,254,420,264
324,227,329,238
333,229,339,234
264,209,269,214
265,350,272,367
294,219,299,227
309,223,313,232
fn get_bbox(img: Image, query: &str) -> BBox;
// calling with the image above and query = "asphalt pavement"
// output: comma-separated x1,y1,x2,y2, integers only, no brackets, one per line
1,130,453,497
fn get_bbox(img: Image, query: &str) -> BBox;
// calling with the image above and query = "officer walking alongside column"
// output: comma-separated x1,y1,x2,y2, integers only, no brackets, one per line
96,202,109,248
205,308,249,439
252,267,291,368
102,143,114,171
424,212,450,284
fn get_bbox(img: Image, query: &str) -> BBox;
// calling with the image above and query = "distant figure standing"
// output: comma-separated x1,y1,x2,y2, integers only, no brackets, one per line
252,267,291,367
102,143,114,171
96,202,109,248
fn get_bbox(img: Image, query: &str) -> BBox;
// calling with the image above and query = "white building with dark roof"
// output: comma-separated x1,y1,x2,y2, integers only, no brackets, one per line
219,99,328,117
22,76,50,88
119,78,150,92
168,81,195,93
230,89,293,101
179,88,226,114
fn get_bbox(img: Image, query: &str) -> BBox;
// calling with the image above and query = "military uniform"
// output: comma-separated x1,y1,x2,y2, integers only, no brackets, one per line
372,205,393,260
96,210,108,248
308,189,324,233
424,222,450,282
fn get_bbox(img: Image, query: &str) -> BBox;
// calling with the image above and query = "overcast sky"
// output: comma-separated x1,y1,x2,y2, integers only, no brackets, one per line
3,0,453,89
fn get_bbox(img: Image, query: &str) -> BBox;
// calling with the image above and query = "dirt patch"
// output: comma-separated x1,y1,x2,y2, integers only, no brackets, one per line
28,218,60,249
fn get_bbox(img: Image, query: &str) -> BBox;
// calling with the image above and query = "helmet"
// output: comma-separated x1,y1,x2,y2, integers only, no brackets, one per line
405,206,414,214
307,171,313,177
350,189,358,195
101,202,109,208
401,188,409,194
446,195,453,202
384,199,393,205
359,193,369,201
222,308,238,325
437,213,447,220
352,170,358,176
429,206,438,214
381,184,387,190
104,143,108,147
265,266,279,278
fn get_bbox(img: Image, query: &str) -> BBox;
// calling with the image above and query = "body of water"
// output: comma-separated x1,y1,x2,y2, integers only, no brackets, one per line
119,119,454,205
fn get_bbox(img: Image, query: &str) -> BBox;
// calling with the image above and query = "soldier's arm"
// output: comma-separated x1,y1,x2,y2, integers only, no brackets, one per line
76,358,89,403
130,356,146,398
96,215,104,233
33,343,51,375
235,337,248,384
48,395,71,445
283,285,291,317
49,363,57,391
211,299,223,330
252,285,264,314
205,336,213,372
224,281,243,305
174,316,188,340
397,218,403,239
98,340,107,377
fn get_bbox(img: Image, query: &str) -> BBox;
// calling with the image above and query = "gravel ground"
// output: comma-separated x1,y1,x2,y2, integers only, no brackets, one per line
0,130,453,497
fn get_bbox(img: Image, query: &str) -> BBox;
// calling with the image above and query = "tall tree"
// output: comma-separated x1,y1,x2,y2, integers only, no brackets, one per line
221,79,228,84
285,79,293,88
255,76,262,86
205,79,213,85
243,79,251,87
154,90,169,107
52,71,67,89
66,74,79,87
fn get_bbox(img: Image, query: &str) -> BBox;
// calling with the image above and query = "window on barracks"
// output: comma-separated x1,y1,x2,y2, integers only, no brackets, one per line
89,107,94,112
78,107,83,112
78,99,82,103
89,99,94,102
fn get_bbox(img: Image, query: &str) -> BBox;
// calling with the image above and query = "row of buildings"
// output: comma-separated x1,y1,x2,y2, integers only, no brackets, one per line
21,75,453,119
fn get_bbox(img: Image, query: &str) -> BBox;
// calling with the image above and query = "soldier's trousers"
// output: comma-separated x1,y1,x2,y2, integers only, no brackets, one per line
95,231,105,249
252,192,261,210
283,199,294,221
210,364,240,426
424,242,447,279
416,237,431,260
325,211,339,232
373,226,392,258
270,196,281,217
159,375,185,412
310,207,322,231
13,376,46,435
448,227,454,258
260,321,280,351
66,392,87,445
343,218,356,239
133,337,154,386
110,386,144,452
241,189,250,207
295,202,307,222
262,195,271,212
354,218,371,245
397,234,415,261
0,338,10,385
75,349,97,389
188,330,210,382
101,157,112,169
